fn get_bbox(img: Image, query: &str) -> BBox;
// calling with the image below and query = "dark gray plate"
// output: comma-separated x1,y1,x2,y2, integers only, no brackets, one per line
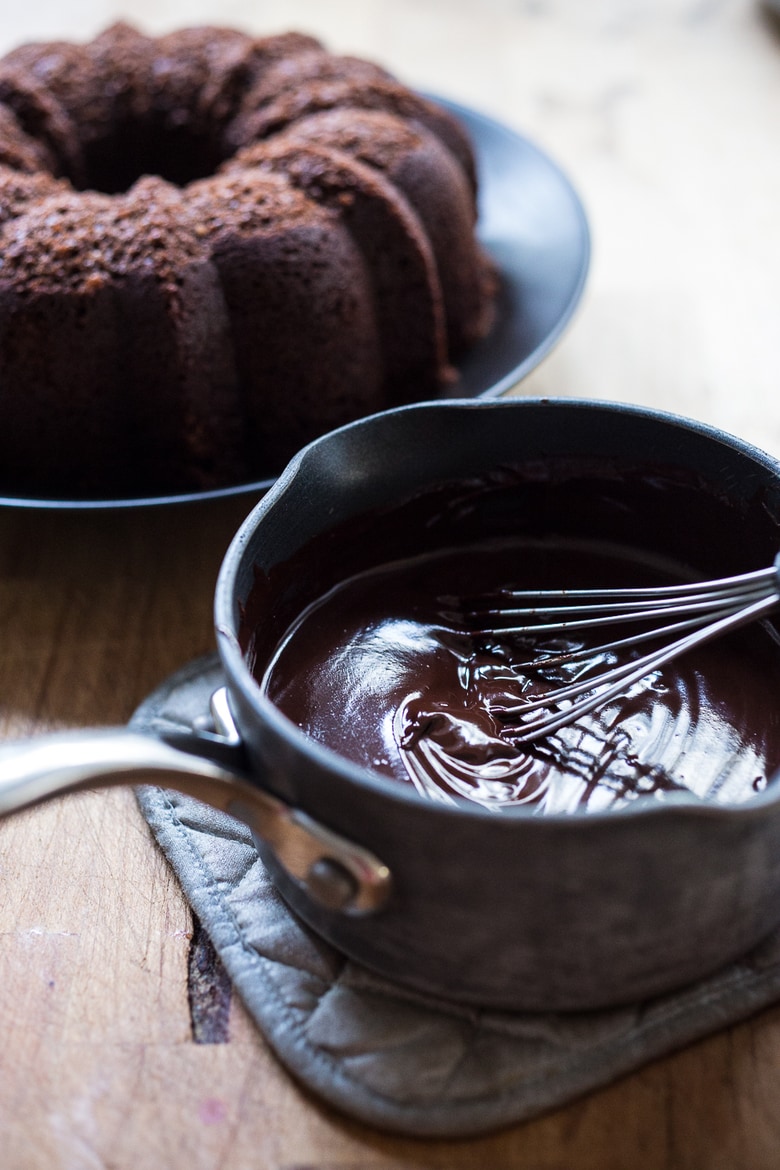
0,98,589,510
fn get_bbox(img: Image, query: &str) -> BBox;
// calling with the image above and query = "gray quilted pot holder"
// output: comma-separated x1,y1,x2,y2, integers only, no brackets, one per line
134,655,780,1138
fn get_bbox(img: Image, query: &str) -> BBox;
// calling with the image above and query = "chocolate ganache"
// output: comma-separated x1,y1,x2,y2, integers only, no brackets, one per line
243,466,780,813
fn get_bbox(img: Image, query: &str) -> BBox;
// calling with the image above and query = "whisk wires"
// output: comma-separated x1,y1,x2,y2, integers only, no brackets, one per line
467,559,780,743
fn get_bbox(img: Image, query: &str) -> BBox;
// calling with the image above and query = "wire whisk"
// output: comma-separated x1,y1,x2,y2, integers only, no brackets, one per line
465,555,780,743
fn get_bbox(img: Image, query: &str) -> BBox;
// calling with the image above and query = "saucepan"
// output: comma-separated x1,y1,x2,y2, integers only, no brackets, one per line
3,397,780,1012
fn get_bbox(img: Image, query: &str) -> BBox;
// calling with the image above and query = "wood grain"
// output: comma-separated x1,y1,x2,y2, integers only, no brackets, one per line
1,1,780,1166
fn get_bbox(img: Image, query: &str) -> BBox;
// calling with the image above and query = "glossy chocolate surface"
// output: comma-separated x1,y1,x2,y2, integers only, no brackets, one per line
243,464,780,813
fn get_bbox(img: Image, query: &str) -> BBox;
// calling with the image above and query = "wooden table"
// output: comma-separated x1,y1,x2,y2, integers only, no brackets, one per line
1,2,780,1165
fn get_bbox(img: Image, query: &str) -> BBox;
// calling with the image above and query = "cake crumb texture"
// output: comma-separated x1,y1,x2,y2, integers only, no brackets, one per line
0,22,496,496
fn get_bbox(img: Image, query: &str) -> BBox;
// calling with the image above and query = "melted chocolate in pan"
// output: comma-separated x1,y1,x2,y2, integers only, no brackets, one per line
244,466,780,813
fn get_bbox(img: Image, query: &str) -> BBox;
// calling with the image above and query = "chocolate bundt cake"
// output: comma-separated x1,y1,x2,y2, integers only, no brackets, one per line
0,23,496,496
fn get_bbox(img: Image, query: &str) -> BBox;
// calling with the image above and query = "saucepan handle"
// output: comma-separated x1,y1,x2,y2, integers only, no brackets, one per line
0,704,391,916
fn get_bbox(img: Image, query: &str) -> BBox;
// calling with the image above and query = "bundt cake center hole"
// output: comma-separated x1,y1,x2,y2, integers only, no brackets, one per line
76,123,229,194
